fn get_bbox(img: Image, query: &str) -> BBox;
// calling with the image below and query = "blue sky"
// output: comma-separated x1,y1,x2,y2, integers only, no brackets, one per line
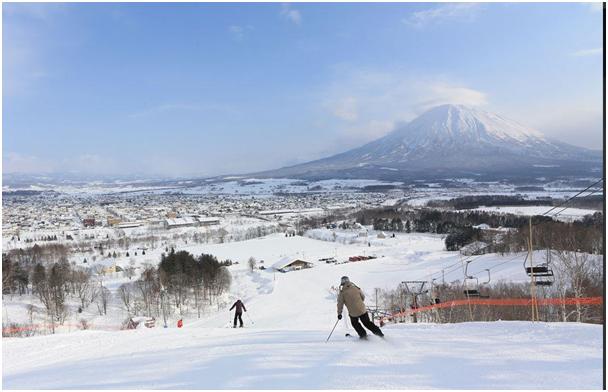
3,2,604,177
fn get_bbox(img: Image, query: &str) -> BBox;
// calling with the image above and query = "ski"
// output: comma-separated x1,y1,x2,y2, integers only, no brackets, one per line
345,333,369,341
345,333,386,341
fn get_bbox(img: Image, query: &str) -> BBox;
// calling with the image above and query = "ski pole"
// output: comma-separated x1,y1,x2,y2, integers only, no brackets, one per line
245,312,255,325
325,319,340,343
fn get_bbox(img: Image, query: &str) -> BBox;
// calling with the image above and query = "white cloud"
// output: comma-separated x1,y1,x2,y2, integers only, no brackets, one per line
512,104,603,150
229,25,253,41
3,3,61,20
321,68,487,143
280,4,302,26
571,48,602,57
321,68,600,151
330,97,359,121
418,83,488,111
587,2,603,12
404,3,480,28
3,152,53,173
3,4,68,97
2,151,126,175
128,102,236,119
3,23,47,97
72,154,105,171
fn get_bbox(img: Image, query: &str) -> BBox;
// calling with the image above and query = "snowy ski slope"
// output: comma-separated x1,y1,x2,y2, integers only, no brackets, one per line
3,322,602,389
2,232,604,389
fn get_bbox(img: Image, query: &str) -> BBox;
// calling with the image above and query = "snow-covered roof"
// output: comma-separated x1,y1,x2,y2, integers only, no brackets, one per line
473,223,491,230
198,217,220,223
117,222,142,228
272,257,312,270
260,209,297,215
460,241,488,255
165,216,219,226
165,217,198,226
92,258,115,268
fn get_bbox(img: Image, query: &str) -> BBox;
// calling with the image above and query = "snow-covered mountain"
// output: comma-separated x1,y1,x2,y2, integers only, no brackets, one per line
257,104,602,180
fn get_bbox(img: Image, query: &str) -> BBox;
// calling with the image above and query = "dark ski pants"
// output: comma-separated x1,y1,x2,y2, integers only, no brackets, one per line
234,312,243,328
350,312,383,338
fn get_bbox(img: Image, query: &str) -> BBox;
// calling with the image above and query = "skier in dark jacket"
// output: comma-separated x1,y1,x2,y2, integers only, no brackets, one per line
230,299,247,328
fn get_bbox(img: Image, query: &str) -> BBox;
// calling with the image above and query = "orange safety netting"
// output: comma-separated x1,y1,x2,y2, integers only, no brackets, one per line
390,296,603,318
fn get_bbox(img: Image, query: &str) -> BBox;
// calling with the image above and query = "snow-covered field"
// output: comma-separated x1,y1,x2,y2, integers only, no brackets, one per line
2,178,404,196
468,205,599,221
2,232,603,389
3,322,602,389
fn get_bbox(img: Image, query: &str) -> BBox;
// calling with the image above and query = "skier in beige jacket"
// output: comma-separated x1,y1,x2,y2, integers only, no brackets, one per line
337,276,384,339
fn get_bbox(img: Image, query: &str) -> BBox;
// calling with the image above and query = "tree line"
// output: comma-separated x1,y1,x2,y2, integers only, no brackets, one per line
3,256,111,334
117,250,232,328
2,249,233,336
7,222,279,272
352,207,602,254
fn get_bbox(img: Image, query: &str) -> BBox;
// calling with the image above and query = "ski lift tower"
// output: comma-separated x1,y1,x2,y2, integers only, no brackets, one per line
400,281,428,323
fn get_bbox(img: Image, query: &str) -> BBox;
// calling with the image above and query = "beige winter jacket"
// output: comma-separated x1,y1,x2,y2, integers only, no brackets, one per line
337,282,367,317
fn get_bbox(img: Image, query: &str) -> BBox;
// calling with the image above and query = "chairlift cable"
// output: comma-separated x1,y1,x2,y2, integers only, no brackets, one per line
549,188,603,218
470,253,526,277
537,179,603,218
418,243,499,283
422,244,496,281
408,179,602,288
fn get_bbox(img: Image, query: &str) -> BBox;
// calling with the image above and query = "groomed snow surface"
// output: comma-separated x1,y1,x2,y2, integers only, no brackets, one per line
3,322,602,389
2,232,604,389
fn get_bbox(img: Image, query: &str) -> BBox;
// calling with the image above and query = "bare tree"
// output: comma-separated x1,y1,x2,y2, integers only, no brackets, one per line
74,270,93,309
124,262,136,281
193,278,204,318
216,267,232,297
27,304,36,326
97,285,112,316
248,257,257,272
118,283,134,315
136,265,159,317
91,264,106,285
554,250,598,322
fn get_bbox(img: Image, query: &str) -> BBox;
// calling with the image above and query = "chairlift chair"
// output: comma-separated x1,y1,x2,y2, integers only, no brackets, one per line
401,281,428,295
400,281,428,323
481,269,491,285
478,269,491,298
463,262,489,298
523,254,554,286
463,276,481,297
430,278,441,304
